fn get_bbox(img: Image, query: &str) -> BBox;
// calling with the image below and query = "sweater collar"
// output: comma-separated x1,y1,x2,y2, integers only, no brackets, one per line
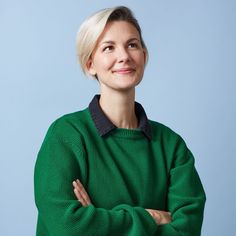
88,94,152,141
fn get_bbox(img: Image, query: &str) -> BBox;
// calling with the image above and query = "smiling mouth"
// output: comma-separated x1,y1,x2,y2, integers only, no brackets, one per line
113,68,135,74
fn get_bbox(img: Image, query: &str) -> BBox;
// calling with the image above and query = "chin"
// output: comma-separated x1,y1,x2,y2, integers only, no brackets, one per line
114,80,142,91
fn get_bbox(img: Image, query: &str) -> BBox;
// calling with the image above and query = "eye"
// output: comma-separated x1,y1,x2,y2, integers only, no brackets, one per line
128,42,138,49
103,45,114,52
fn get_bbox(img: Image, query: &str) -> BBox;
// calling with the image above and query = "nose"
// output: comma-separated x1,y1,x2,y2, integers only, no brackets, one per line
117,47,130,63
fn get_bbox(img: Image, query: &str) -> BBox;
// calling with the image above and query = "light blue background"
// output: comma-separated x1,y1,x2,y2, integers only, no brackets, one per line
1,0,235,235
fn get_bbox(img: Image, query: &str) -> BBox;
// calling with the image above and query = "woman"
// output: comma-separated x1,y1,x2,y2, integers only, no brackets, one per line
34,6,206,236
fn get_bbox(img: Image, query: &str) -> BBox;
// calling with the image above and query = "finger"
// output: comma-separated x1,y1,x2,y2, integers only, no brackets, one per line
72,180,81,191
73,188,88,206
72,182,84,201
73,180,91,206
146,209,160,225
149,211,154,217
146,209,153,217
73,187,82,201
72,181,87,206
76,179,91,204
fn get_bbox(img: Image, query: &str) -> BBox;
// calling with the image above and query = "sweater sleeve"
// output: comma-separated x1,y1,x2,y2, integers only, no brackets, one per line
155,139,206,236
34,121,157,236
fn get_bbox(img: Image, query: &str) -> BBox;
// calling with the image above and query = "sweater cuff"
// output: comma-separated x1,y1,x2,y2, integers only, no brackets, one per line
156,223,179,235
134,206,158,232
113,204,157,235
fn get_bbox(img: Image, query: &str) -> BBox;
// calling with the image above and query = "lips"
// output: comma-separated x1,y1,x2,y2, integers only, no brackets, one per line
113,68,135,74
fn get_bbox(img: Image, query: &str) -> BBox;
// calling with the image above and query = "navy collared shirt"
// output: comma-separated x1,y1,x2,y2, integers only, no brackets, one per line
88,94,152,141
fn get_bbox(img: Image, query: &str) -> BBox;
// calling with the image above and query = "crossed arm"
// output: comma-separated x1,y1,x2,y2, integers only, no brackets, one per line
35,122,206,235
72,179,172,226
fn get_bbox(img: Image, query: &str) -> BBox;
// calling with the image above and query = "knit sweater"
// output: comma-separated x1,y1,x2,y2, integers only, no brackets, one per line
34,105,206,236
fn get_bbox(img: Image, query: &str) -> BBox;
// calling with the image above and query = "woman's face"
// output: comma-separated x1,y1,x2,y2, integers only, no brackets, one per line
87,21,147,92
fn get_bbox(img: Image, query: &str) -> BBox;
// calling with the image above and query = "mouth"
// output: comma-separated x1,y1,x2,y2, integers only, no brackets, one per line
112,68,135,74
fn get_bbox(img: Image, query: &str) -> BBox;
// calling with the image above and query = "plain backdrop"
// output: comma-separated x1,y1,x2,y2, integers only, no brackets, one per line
1,0,235,235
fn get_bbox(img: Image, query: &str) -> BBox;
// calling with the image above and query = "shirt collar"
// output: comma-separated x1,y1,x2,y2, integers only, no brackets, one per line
89,94,152,141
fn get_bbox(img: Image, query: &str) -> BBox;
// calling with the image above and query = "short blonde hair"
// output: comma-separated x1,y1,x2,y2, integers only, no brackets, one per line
76,6,148,79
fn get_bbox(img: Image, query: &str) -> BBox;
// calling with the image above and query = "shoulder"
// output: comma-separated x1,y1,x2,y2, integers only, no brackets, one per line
148,120,196,169
52,108,88,128
44,108,90,142
149,119,181,139
148,119,188,153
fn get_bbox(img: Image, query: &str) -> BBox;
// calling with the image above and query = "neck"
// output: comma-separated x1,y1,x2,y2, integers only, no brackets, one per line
99,88,138,129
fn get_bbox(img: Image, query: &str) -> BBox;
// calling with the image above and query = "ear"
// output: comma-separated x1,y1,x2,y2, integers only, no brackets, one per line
143,49,148,64
86,58,96,76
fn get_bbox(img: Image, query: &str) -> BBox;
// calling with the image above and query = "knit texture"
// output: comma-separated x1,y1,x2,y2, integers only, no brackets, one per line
34,108,206,236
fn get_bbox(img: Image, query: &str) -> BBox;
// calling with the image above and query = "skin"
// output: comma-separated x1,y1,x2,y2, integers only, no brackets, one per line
87,21,146,129
72,21,172,225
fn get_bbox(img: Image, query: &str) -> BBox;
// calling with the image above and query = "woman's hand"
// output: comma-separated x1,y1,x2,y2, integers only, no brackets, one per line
145,209,172,225
72,179,92,207
72,179,172,225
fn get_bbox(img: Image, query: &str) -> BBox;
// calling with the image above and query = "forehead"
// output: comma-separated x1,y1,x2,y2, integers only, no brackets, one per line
97,21,140,43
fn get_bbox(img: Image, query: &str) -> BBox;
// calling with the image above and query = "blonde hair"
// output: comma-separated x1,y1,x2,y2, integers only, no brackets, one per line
76,6,148,79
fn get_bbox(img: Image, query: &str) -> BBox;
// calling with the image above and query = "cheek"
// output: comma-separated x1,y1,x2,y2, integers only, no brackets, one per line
136,59,145,73
134,52,146,66
94,55,115,71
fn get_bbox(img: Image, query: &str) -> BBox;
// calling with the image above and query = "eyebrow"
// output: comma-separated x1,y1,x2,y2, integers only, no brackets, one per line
100,38,140,45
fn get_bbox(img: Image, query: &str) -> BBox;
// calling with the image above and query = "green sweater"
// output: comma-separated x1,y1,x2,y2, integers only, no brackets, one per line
34,107,206,236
